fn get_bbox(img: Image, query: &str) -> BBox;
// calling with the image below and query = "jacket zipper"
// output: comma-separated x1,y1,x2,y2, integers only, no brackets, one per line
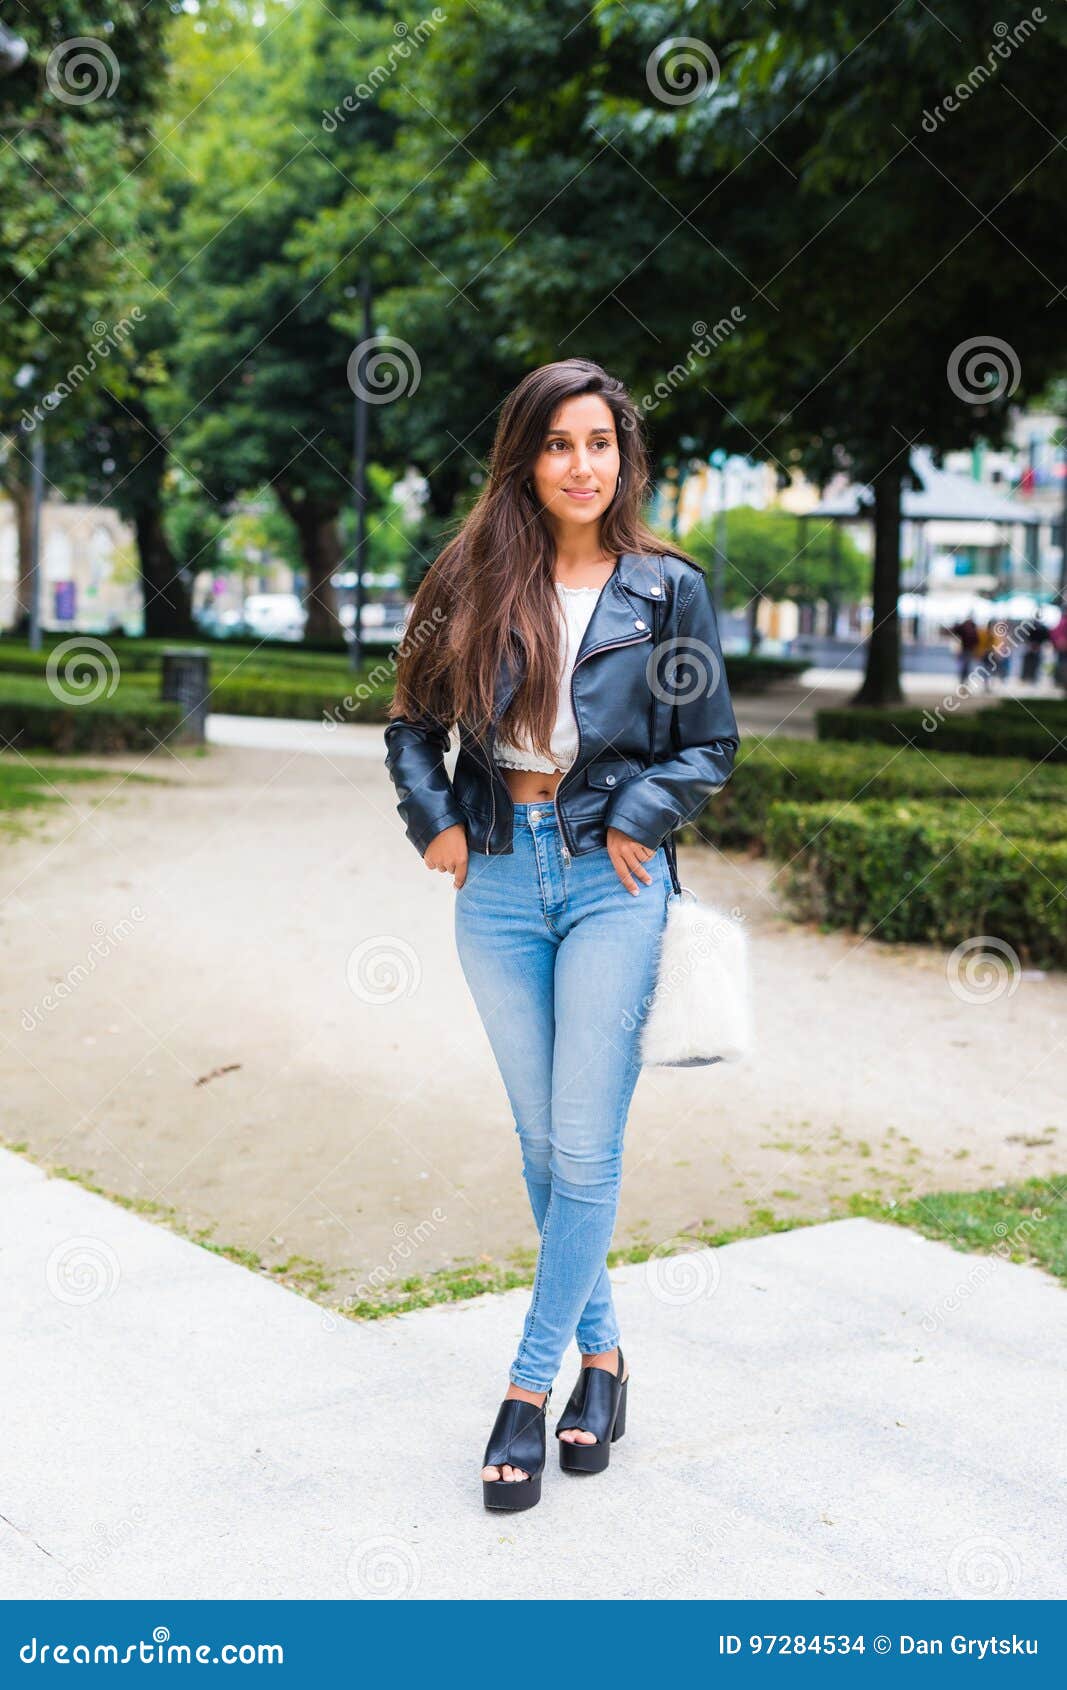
478,671,521,853
552,630,652,861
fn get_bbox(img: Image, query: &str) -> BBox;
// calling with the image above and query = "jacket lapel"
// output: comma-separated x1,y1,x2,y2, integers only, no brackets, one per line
572,550,665,664
497,551,665,718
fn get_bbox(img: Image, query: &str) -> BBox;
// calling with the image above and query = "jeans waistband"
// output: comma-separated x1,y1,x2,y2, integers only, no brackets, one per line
511,800,558,827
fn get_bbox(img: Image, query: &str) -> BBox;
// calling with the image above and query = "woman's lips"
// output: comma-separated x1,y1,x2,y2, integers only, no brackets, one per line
563,488,597,500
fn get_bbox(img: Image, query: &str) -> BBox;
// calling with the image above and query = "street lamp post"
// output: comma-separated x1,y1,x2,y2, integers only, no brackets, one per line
1059,418,1067,598
709,448,728,616
350,275,372,673
27,426,43,653
14,364,44,652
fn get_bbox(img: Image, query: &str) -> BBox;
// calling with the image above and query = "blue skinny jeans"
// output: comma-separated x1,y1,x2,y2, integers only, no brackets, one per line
453,800,672,1393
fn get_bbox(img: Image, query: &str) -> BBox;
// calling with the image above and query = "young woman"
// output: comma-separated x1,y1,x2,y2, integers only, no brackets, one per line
384,359,739,1512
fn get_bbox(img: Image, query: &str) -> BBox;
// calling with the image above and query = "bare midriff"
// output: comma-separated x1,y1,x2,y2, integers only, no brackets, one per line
501,767,564,804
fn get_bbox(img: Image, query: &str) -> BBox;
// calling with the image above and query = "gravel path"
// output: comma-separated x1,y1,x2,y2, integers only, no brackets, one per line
1,694,1062,1307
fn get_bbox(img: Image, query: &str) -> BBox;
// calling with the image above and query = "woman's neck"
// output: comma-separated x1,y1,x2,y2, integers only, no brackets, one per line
553,535,618,589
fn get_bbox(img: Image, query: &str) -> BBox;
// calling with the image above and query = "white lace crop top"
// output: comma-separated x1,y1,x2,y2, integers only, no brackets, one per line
493,583,601,774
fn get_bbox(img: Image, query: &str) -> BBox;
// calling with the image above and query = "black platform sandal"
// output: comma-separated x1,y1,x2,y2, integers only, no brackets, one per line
555,1349,627,1475
481,1388,551,1511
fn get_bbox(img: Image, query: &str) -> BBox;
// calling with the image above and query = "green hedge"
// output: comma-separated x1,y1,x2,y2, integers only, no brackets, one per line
985,697,1067,727
765,798,1067,967
0,637,373,685
680,735,1067,852
720,655,807,692
815,704,1067,762
0,637,801,731
0,678,188,753
209,677,396,720
0,650,396,741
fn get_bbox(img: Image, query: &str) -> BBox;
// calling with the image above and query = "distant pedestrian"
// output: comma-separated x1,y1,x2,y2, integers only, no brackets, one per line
1020,619,1050,683
973,622,995,690
943,615,980,682
1050,607,1067,692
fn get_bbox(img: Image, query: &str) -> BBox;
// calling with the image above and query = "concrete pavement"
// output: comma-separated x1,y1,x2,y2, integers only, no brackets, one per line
2,1145,1062,1601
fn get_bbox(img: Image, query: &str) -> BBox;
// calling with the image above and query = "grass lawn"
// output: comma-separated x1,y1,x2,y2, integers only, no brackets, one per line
1,1135,1061,1321
0,756,152,842
0,638,396,729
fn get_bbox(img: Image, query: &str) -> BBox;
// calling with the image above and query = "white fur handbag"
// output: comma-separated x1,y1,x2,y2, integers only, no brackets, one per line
639,589,752,1068
640,883,753,1068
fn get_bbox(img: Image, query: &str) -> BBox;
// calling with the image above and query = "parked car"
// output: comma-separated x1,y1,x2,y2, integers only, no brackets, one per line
241,594,307,641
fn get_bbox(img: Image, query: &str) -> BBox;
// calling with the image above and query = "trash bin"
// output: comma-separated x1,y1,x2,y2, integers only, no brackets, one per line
160,647,210,741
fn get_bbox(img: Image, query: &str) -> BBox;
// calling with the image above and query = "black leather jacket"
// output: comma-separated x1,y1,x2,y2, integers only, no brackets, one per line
383,550,740,878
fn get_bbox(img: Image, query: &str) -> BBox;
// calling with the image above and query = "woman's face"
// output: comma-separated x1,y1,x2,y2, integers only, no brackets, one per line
530,393,621,532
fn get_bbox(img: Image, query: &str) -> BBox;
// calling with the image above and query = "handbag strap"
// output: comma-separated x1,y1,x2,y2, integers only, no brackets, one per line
650,587,682,896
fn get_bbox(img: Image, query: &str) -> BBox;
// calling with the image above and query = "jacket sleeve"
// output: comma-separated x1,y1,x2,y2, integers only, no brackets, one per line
603,567,740,851
383,709,468,857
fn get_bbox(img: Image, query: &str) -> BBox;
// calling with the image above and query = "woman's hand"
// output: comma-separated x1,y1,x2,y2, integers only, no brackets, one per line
424,823,469,889
606,826,656,895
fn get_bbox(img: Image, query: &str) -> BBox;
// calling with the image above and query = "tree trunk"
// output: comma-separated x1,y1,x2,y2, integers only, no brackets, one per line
0,452,34,633
301,514,344,643
10,473,34,635
274,484,345,643
136,504,196,639
425,463,464,521
849,460,905,706
747,591,763,654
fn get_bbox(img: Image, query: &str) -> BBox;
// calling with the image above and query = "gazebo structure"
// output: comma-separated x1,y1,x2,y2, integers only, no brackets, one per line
808,447,1052,634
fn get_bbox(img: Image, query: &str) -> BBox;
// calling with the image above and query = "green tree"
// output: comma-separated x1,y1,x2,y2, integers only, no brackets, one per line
684,504,868,651
591,0,1067,701
349,0,1067,700
162,0,420,640
292,0,642,532
0,1,173,631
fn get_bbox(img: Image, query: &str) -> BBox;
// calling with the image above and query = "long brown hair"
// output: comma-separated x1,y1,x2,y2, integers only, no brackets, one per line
388,358,697,754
